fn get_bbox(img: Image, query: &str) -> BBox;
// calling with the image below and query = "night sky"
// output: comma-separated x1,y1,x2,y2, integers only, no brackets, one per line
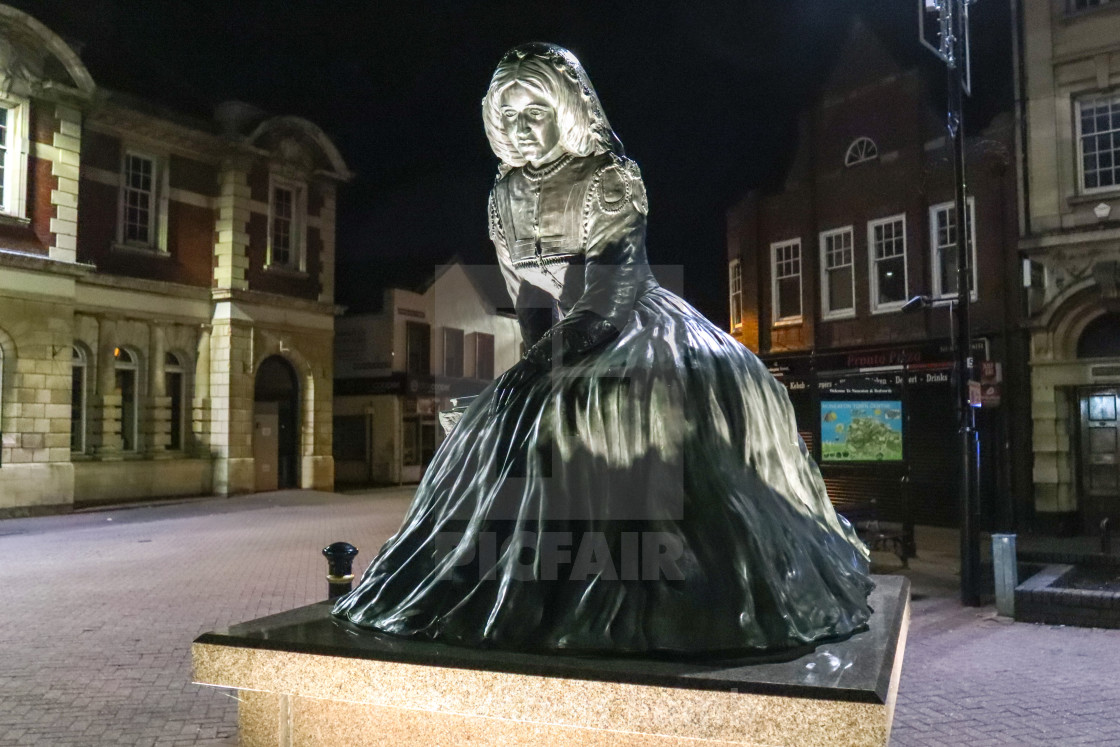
12,0,1011,323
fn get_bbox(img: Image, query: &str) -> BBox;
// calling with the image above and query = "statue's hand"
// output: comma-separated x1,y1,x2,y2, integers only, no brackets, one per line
492,358,542,415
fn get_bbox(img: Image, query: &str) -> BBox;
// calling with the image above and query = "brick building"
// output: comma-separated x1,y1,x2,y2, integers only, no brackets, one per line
1015,0,1120,534
726,19,1029,528
0,5,350,512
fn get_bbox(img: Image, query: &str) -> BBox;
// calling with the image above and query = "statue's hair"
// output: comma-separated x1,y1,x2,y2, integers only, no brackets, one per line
482,43,620,168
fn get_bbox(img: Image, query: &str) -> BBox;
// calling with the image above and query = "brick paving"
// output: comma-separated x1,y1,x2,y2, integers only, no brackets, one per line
0,489,1118,746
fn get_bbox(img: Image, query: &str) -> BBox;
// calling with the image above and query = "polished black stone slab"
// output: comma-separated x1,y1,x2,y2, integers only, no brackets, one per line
195,574,908,705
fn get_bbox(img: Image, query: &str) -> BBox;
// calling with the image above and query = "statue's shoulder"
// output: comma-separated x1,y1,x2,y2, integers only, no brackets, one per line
488,169,508,240
591,153,647,216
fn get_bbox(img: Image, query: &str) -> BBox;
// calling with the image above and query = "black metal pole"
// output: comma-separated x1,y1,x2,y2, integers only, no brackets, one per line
947,0,981,606
322,541,359,600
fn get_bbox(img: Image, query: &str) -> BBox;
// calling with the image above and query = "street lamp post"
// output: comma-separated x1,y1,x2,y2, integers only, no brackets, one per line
920,0,982,606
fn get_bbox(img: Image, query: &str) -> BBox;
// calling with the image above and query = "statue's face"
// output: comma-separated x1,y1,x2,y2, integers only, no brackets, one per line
499,82,564,167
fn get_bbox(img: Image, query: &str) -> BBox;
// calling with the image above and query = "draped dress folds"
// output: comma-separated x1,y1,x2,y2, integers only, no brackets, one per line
333,152,875,654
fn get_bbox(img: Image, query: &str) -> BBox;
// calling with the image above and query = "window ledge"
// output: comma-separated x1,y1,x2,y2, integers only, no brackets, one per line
112,242,170,258
821,311,856,322
263,264,309,278
1068,190,1120,207
871,303,907,315
772,317,804,328
933,292,979,305
0,213,30,228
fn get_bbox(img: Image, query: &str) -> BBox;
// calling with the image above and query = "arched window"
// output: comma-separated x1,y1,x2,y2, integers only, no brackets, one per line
845,137,879,167
71,346,87,453
1077,313,1120,359
114,347,139,452
165,352,186,451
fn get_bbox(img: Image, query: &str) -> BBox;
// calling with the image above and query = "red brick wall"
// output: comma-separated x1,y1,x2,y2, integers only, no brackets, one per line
20,156,54,255
734,67,1017,356
76,179,117,265
82,130,120,172
168,201,214,286
169,155,217,196
244,211,320,299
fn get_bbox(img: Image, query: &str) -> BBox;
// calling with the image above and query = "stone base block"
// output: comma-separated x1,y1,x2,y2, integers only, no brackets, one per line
193,576,909,746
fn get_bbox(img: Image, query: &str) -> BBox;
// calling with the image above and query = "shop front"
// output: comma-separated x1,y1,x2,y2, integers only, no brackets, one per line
764,338,1008,528
334,373,491,486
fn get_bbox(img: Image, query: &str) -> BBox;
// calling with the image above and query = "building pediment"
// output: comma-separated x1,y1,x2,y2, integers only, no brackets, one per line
0,4,94,99
247,116,352,182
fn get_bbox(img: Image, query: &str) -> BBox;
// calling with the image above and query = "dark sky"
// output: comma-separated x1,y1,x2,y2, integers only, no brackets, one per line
13,0,1011,323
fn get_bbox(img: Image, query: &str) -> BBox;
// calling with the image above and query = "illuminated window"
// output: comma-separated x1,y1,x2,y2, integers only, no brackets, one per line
71,346,87,453
844,137,878,167
729,259,742,329
0,97,28,217
268,175,306,270
114,347,139,452
869,214,908,312
1077,93,1120,193
165,352,185,451
819,227,855,319
930,198,977,301
771,239,802,324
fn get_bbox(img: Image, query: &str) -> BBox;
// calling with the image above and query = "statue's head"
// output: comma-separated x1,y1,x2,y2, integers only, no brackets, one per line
483,42,621,169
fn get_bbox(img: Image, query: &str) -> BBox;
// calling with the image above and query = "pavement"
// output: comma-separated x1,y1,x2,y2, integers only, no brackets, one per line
0,488,1118,746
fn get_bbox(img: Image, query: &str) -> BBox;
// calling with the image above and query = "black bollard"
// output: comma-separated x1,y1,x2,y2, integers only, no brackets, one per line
322,542,359,600
1102,518,1112,556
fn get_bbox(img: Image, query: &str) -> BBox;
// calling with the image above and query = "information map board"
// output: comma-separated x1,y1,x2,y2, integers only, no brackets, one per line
820,399,904,462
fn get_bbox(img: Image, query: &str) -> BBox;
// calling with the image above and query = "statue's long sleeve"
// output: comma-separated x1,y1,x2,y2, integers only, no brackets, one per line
525,158,655,367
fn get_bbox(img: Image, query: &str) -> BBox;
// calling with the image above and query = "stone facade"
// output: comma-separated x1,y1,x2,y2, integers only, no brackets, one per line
0,5,350,513
1017,0,1120,532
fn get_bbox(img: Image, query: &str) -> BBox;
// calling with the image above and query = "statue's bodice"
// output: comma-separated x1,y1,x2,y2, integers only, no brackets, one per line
490,152,655,313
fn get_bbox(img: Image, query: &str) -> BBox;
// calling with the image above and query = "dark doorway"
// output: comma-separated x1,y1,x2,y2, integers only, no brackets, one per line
255,356,299,490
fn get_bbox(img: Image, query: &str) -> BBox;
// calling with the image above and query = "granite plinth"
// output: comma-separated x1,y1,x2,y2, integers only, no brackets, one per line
193,575,908,746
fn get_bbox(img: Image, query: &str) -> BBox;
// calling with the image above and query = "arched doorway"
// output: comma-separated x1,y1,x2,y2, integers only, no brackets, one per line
254,355,299,491
1075,313,1120,531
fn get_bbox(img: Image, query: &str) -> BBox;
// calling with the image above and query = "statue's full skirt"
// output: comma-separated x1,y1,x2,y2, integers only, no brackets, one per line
333,287,874,654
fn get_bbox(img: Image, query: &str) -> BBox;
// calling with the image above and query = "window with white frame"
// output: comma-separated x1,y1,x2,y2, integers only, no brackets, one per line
71,346,87,453
930,198,977,300
1078,93,1120,193
0,97,29,218
268,176,306,270
771,239,802,323
120,151,160,246
729,258,742,329
114,347,139,452
844,137,879,167
819,227,855,319
165,352,186,451
868,214,908,312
